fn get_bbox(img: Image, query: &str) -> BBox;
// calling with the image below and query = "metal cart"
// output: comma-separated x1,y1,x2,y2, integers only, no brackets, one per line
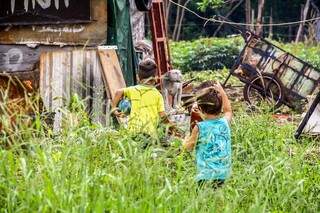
223,32,320,111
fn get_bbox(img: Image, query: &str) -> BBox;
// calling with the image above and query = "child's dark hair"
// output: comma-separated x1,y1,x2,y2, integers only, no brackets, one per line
197,88,222,115
194,80,216,92
138,59,157,80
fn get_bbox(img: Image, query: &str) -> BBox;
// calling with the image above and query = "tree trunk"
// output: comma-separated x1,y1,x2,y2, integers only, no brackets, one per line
166,0,172,37
311,0,320,42
256,0,265,36
251,9,255,31
175,0,191,41
245,0,252,30
316,20,320,42
172,0,182,40
295,0,311,43
268,9,273,39
289,25,293,41
213,0,244,36
166,0,172,21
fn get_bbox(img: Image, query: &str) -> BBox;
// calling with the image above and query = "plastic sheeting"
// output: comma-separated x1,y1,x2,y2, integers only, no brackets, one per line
129,0,145,45
107,0,137,86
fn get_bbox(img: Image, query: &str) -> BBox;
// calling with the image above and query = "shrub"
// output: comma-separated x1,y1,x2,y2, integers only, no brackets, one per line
171,37,320,72
170,37,243,72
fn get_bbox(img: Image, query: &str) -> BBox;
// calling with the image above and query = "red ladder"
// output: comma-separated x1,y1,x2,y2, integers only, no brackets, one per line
149,0,172,79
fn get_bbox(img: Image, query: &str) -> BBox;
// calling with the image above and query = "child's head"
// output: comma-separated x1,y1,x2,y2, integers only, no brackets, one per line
197,88,222,116
194,80,215,92
138,59,157,83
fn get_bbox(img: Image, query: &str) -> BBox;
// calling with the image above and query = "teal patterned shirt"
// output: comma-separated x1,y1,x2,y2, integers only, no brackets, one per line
196,117,232,181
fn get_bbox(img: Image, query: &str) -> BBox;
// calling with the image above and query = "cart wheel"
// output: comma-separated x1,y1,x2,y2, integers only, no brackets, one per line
135,0,152,11
243,73,284,109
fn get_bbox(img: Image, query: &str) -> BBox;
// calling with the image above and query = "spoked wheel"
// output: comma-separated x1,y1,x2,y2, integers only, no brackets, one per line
243,73,284,109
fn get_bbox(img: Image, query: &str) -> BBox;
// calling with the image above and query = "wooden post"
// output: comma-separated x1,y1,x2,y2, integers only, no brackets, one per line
311,1,320,42
316,20,320,42
251,9,255,32
245,0,251,30
295,0,311,43
256,0,265,36
289,25,293,41
268,9,273,39
213,0,244,36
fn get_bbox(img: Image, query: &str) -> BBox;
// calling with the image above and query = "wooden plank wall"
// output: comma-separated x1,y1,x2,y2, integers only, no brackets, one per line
0,45,73,73
0,0,107,46
40,49,109,131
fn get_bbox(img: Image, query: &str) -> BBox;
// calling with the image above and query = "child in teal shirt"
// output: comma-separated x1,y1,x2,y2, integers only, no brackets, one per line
183,82,232,188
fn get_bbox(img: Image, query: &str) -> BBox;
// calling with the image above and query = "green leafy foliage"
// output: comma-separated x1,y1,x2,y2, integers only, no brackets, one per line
171,37,320,72
0,38,320,211
197,0,224,11
170,37,243,72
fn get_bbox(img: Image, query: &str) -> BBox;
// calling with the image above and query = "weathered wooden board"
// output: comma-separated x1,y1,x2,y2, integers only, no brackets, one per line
304,104,320,134
295,92,320,138
0,0,91,26
303,93,320,135
0,45,38,72
98,49,126,99
0,44,74,73
0,0,107,46
40,49,109,131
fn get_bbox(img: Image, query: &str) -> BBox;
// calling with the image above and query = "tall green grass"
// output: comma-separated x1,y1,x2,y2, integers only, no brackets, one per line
0,105,319,212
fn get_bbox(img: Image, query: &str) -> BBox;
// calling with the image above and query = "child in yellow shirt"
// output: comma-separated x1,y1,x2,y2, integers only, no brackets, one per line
112,59,166,140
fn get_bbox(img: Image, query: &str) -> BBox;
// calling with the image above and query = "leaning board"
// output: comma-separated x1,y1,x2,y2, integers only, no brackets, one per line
304,104,320,134
295,92,320,138
98,48,126,99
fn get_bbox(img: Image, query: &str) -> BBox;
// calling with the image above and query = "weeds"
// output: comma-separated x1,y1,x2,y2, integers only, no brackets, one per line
0,72,319,212
0,103,319,212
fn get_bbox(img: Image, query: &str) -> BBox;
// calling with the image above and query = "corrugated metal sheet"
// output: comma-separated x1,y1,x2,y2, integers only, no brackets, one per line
40,49,110,131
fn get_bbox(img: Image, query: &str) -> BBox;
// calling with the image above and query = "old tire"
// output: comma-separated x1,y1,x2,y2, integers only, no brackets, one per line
243,73,284,109
135,0,152,11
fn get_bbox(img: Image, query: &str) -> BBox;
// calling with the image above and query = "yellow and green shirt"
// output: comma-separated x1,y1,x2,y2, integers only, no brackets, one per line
123,85,165,137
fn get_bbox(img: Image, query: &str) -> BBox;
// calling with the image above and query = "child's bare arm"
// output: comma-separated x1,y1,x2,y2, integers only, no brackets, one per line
183,125,199,151
214,83,232,122
111,89,124,115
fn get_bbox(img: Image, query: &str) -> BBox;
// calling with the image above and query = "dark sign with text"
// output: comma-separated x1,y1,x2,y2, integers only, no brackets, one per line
0,0,91,25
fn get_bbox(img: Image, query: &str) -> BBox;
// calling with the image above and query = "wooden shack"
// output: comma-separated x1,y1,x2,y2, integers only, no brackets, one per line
0,0,136,129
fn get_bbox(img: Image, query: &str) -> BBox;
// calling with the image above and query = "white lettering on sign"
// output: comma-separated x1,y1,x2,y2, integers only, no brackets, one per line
2,48,24,71
37,25,85,34
24,0,29,12
11,0,70,13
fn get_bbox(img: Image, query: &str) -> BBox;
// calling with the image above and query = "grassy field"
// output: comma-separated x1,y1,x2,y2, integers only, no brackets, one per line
0,71,319,212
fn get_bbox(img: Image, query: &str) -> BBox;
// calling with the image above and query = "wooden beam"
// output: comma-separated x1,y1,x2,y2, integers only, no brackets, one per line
295,0,311,43
98,49,126,100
